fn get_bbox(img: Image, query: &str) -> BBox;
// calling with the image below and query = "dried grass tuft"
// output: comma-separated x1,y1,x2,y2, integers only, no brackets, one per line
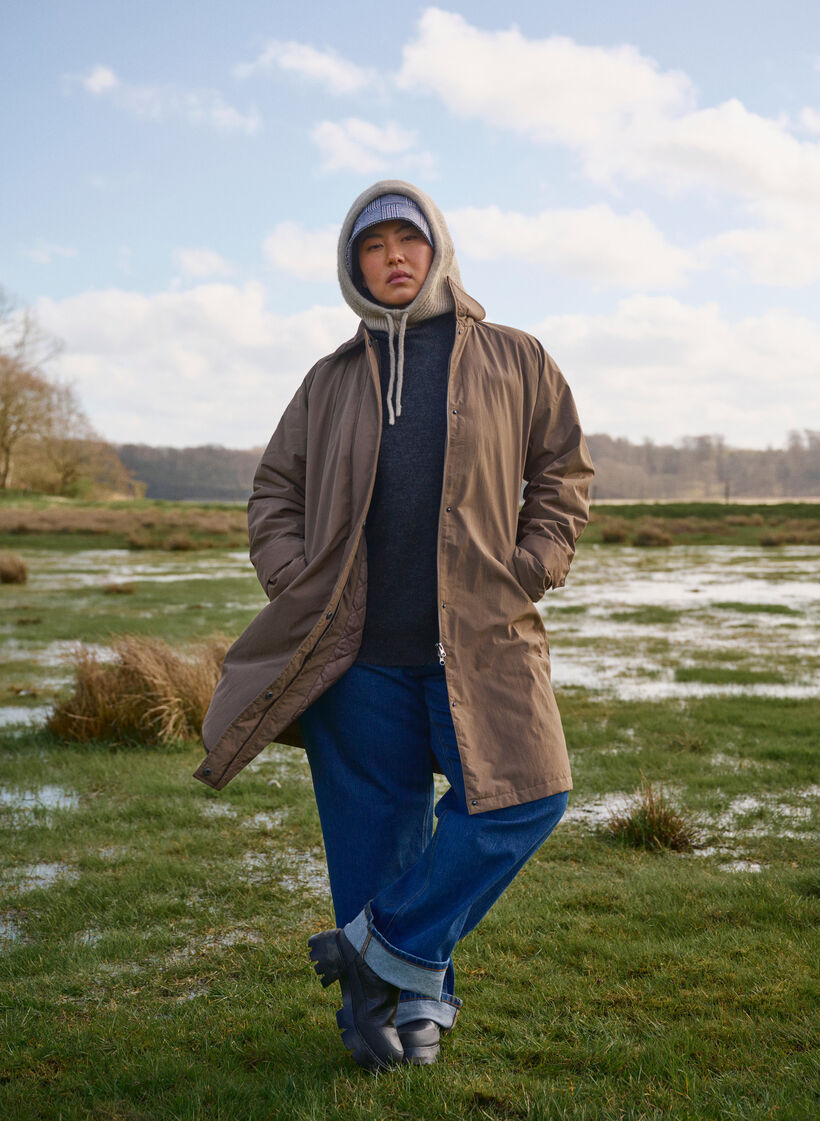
49,636,229,745
164,533,196,551
599,517,629,543
606,780,697,852
0,552,28,584
633,521,673,547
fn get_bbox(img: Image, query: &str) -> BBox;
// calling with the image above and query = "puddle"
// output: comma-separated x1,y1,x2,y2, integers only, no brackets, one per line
5,862,78,892
201,801,239,819
77,928,102,946
0,705,52,727
164,927,264,965
2,543,817,723
0,914,29,947
0,785,80,812
561,792,634,827
97,845,129,861
246,811,287,831
542,545,819,699
239,849,330,896
4,548,254,590
200,802,288,830
709,788,819,839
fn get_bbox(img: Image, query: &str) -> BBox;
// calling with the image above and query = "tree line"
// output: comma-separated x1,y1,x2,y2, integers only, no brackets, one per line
119,432,819,503
2,287,816,502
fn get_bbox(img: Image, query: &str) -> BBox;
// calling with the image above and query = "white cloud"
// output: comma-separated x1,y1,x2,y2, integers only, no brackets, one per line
310,117,435,174
36,284,357,446
67,65,261,134
234,40,372,94
398,10,693,165
25,241,78,265
702,200,820,287
532,296,820,447
800,107,820,135
263,222,337,281
81,65,118,94
398,9,820,207
447,203,693,289
173,248,233,279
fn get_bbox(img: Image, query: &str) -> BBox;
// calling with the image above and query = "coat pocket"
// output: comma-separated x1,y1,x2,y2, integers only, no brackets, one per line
266,552,307,601
510,546,551,602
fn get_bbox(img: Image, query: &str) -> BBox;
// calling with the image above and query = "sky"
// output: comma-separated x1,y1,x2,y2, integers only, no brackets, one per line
2,0,819,450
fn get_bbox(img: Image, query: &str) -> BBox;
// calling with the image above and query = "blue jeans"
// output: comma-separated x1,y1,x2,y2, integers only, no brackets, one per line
299,663,567,1029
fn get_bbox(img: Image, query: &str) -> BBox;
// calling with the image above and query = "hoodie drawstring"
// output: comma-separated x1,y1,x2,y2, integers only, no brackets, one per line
384,309,410,426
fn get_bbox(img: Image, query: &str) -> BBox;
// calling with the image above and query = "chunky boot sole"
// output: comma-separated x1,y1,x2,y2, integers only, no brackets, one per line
402,1041,439,1065
398,1019,441,1066
307,929,343,987
335,1005,394,1073
307,930,403,1074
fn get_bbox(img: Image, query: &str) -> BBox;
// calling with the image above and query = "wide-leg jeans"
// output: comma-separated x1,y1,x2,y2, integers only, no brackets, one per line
299,662,567,1029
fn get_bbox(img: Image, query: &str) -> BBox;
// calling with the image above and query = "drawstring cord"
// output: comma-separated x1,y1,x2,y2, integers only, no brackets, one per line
383,309,410,425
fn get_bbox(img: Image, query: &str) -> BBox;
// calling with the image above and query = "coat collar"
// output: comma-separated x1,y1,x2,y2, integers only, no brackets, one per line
339,278,486,356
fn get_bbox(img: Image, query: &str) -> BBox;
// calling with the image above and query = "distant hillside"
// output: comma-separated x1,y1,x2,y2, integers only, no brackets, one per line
118,431,819,502
118,444,262,501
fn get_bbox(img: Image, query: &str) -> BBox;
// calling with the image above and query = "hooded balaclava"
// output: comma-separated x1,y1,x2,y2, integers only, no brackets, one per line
338,179,464,425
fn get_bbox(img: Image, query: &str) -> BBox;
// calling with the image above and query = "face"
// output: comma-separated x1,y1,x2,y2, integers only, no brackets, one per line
357,219,433,307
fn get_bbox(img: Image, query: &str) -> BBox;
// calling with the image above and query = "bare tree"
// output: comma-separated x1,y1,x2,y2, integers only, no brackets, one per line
0,288,62,489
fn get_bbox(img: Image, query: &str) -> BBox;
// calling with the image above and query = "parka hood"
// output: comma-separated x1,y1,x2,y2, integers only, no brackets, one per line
338,179,464,330
338,179,472,424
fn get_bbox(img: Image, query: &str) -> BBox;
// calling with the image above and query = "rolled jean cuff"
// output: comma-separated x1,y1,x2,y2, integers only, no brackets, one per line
343,904,448,1001
397,993,462,1031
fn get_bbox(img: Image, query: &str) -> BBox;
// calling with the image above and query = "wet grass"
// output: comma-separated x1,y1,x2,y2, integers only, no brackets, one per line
608,606,682,625
674,666,789,685
1,526,818,1117
0,690,817,1120
714,600,802,616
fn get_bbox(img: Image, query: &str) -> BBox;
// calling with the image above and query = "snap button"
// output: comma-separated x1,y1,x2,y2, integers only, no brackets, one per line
203,768,211,776
471,799,477,806
326,611,333,619
264,690,273,700
451,408,458,415
446,506,452,512
441,602,446,609
451,700,456,707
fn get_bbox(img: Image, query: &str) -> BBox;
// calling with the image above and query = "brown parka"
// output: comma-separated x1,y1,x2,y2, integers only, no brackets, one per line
194,273,593,812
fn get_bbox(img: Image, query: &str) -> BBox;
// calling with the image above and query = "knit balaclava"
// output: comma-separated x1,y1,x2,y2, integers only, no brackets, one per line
338,179,463,425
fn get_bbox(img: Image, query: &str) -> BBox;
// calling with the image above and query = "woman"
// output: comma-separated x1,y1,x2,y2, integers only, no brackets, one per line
195,180,593,1072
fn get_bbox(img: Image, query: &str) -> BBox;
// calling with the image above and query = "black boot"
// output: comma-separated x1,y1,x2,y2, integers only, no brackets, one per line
398,1018,441,1065
308,928,404,1072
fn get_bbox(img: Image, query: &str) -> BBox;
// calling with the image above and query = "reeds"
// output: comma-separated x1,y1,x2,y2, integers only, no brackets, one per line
0,504,247,548
0,551,28,583
606,780,697,852
49,635,229,745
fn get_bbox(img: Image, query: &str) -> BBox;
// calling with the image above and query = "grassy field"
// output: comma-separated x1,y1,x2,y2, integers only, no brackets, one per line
2,495,819,551
1,501,818,1120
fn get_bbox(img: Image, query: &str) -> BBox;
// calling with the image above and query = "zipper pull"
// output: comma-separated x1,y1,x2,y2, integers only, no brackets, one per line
435,642,446,666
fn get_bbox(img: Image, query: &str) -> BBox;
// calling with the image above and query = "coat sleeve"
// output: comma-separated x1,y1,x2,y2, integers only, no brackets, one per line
513,347,594,597
247,375,311,599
